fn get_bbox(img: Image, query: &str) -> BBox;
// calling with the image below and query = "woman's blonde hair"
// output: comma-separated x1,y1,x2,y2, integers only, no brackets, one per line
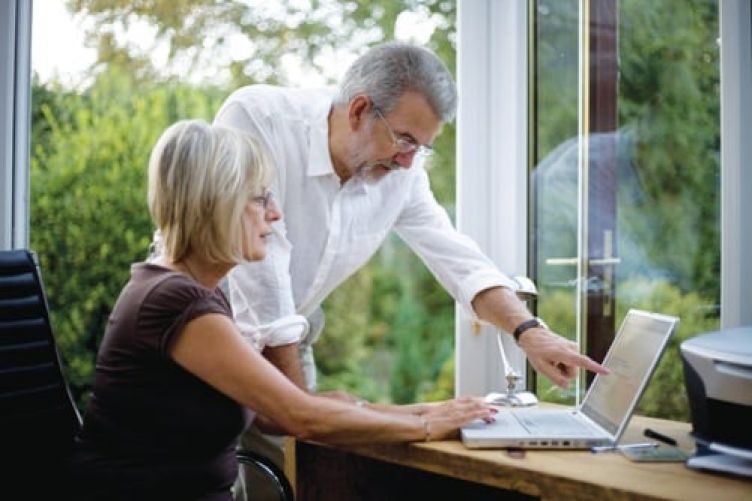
147,119,274,264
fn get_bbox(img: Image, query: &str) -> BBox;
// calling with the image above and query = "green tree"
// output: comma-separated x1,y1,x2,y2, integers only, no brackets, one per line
66,0,458,201
31,68,227,406
618,0,720,298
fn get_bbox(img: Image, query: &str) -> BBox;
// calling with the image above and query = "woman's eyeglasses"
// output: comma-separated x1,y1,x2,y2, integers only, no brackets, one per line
251,190,274,209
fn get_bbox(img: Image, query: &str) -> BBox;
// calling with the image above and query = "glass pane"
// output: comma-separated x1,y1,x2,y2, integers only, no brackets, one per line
531,0,720,420
614,0,720,421
531,0,581,405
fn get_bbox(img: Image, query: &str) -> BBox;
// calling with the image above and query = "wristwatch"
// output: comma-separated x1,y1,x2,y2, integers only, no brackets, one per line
513,317,548,344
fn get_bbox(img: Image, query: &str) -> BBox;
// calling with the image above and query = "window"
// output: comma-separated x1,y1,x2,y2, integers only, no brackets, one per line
532,0,721,420
457,0,751,421
4,0,750,418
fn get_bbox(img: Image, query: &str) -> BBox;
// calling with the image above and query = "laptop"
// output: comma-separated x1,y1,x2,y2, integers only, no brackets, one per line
461,309,679,449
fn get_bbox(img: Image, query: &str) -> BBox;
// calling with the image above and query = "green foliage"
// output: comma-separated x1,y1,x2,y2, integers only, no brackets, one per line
533,0,580,157
315,266,378,399
318,234,455,404
617,279,719,421
618,0,720,297
30,69,227,407
67,1,455,88
417,351,454,402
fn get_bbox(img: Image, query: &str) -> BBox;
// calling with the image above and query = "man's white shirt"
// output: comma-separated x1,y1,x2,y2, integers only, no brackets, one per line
214,85,516,351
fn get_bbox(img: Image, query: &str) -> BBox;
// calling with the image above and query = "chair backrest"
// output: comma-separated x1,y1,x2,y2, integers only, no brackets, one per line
0,250,82,482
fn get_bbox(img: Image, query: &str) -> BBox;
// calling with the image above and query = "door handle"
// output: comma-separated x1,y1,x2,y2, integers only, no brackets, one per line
543,231,618,316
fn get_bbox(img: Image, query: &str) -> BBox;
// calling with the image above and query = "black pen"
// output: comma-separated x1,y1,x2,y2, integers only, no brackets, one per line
644,428,677,446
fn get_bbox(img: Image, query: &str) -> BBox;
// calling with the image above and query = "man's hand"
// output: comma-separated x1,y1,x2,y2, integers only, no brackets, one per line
517,327,609,388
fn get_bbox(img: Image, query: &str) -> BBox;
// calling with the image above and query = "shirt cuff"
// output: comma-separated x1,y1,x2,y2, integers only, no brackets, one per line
457,270,518,322
260,315,309,349
237,314,309,352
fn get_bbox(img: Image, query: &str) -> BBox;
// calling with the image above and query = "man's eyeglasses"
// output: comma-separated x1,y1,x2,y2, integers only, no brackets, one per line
374,108,434,158
251,190,274,209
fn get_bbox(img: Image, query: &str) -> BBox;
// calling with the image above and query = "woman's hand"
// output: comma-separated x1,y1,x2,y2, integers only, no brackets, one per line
415,397,496,441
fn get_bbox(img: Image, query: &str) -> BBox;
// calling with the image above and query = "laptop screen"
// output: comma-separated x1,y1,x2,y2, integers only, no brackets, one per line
580,310,678,436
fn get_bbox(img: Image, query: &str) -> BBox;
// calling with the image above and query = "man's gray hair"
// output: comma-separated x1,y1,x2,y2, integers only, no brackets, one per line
335,41,457,122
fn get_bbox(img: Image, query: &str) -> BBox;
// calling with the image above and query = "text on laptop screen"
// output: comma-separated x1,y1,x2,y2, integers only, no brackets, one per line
580,313,674,435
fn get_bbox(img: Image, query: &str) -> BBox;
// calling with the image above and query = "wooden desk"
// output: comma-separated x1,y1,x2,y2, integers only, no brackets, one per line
290,413,752,500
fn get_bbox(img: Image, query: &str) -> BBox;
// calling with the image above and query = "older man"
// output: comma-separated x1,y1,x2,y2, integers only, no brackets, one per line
215,41,606,498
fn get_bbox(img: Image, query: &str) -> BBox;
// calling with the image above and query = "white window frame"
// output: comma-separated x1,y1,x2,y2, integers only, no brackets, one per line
0,0,32,250
455,1,530,397
720,0,752,328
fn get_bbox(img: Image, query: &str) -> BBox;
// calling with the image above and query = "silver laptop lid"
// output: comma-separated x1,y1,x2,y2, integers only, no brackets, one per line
579,309,679,441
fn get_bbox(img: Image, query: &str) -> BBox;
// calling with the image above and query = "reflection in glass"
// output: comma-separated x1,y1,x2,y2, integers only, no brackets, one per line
531,0,720,420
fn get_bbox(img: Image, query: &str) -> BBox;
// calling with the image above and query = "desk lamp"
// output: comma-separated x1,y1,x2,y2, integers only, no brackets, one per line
484,276,539,407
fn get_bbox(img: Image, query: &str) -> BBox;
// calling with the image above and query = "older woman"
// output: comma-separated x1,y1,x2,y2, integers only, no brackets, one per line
70,120,493,499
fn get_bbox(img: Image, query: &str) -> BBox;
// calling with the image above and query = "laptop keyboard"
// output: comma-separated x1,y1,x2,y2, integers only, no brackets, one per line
516,411,597,436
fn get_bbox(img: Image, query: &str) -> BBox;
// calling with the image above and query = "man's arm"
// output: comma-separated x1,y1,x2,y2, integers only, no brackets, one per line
252,342,308,434
471,286,608,388
262,343,366,402
394,168,606,388
262,343,306,389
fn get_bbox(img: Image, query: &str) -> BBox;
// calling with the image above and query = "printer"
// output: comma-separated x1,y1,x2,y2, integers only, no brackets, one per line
681,326,752,476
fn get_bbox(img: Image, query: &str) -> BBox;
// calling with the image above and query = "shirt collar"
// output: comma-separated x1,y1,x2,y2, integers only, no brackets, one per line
307,93,336,178
349,176,370,195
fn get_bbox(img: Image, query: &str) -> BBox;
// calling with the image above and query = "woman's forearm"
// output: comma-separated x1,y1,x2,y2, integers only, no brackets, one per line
361,401,431,415
285,393,427,444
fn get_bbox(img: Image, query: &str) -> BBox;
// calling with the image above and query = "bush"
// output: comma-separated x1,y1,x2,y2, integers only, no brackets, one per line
31,70,227,408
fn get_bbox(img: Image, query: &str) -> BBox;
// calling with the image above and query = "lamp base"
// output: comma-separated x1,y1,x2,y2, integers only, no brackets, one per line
484,391,538,407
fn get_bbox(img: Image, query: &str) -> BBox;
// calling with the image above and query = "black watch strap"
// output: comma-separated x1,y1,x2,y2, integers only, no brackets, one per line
513,318,544,344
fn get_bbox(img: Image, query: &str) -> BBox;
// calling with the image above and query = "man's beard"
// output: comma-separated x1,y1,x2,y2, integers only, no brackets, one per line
355,159,401,183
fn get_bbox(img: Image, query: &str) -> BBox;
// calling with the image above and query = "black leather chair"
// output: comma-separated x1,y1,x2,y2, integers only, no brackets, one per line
0,249,292,500
0,249,81,497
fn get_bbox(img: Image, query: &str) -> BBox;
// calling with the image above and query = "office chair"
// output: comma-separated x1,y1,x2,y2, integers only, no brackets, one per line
237,449,294,501
0,249,81,496
0,249,292,500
